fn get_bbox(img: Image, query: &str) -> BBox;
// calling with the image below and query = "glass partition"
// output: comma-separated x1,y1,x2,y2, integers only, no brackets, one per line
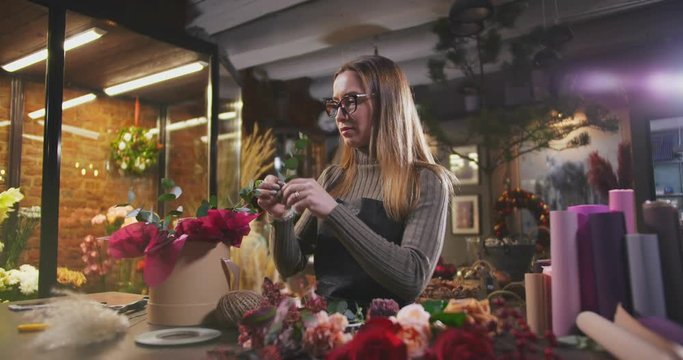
0,0,48,301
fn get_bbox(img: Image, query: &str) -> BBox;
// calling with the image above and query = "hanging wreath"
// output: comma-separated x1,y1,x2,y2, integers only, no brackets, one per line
110,126,159,176
493,188,550,239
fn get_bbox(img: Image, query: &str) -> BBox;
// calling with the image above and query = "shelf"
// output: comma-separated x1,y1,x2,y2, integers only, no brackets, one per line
657,194,683,197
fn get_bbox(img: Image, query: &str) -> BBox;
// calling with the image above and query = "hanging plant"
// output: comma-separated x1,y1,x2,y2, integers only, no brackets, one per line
110,126,159,176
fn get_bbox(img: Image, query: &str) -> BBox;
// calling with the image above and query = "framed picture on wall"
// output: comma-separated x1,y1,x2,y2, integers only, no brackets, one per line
452,195,480,235
449,145,479,185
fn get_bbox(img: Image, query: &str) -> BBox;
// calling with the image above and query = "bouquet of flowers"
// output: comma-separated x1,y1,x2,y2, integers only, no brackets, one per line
107,178,259,287
221,278,559,360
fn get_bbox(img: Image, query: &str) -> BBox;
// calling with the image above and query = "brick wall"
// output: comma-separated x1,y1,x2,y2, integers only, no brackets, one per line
0,76,9,193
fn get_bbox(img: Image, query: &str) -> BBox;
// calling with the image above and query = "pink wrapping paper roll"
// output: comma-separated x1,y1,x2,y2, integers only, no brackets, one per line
576,311,678,360
568,204,609,313
550,210,581,336
609,189,636,234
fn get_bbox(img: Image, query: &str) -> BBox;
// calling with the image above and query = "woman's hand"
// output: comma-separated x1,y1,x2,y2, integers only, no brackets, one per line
282,178,338,218
256,175,287,218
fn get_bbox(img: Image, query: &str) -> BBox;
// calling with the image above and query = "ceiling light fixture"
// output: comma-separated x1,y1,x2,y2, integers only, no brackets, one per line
147,116,208,136
1,27,106,72
0,120,10,127
28,93,97,119
104,61,207,96
36,121,99,140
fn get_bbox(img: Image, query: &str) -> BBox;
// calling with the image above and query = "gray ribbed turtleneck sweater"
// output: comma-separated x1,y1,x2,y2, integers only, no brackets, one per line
272,150,449,301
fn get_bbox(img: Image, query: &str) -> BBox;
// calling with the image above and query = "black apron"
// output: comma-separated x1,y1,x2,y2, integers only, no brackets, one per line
314,197,408,310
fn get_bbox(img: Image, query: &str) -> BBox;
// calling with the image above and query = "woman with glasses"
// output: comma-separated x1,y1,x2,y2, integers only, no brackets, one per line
256,55,456,309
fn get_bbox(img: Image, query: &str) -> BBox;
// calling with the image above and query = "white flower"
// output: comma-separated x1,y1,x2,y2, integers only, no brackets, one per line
8,264,39,295
122,133,132,142
144,131,154,140
91,214,106,226
396,303,431,328
121,162,128,170
118,141,126,151
19,206,41,219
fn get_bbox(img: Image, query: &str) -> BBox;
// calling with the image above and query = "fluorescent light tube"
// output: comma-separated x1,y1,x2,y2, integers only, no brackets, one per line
36,120,99,140
104,61,207,96
2,28,106,72
0,120,10,127
200,132,240,143
218,111,237,120
22,134,43,142
147,116,208,135
28,93,97,119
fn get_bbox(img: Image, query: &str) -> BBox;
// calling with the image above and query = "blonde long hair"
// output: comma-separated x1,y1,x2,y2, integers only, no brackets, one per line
330,55,456,220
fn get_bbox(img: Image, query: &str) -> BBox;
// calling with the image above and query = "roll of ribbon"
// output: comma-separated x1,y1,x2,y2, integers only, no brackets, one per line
642,201,683,324
568,204,609,313
625,234,666,317
588,211,631,319
550,210,580,336
609,189,637,234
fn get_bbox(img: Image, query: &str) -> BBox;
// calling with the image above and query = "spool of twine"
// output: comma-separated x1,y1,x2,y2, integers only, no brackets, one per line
216,290,264,328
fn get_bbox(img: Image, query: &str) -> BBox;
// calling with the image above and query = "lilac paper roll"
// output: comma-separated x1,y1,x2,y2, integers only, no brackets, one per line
588,211,631,320
642,201,683,324
610,189,637,234
550,210,581,336
568,204,610,313
625,234,666,317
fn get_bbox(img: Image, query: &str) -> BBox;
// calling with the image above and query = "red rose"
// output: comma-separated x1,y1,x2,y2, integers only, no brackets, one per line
108,222,158,259
327,318,407,360
429,328,494,360
207,209,259,247
176,217,222,242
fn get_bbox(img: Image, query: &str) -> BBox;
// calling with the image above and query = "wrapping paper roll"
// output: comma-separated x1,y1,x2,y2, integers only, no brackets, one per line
550,211,580,336
525,273,552,335
610,189,637,234
640,316,683,346
568,204,610,313
577,311,678,360
588,212,631,319
642,201,683,324
625,234,666,317
614,305,683,358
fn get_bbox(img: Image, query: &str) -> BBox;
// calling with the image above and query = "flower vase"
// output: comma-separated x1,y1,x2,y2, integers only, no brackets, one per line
148,241,236,326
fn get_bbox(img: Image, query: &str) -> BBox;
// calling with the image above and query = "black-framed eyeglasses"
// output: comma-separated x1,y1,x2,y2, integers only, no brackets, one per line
323,93,372,118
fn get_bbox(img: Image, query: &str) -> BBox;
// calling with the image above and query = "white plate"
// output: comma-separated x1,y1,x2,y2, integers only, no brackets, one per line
135,327,222,346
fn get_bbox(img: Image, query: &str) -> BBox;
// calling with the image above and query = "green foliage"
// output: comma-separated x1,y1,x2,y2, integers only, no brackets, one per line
110,126,159,176
120,177,183,232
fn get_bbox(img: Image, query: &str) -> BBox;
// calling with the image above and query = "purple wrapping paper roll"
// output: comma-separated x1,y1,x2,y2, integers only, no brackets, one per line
568,204,610,313
550,210,581,336
625,234,666,317
588,211,631,320
609,189,637,234
639,316,683,346
642,201,683,324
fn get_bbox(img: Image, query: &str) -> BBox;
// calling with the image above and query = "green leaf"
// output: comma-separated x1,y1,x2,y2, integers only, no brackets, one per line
295,138,308,150
196,200,210,217
209,195,218,209
136,210,152,222
158,193,177,202
163,214,172,230
422,299,447,315
161,178,175,190
284,157,299,170
327,299,348,315
430,312,467,327
241,306,276,327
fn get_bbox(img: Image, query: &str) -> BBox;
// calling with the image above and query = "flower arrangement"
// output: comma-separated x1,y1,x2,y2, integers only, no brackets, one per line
110,126,159,176
219,278,559,360
2,205,41,269
0,264,39,302
107,178,259,287
79,234,112,290
56,267,87,289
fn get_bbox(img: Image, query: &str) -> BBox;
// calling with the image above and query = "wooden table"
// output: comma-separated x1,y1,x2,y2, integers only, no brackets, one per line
1,292,613,359
0,292,239,360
